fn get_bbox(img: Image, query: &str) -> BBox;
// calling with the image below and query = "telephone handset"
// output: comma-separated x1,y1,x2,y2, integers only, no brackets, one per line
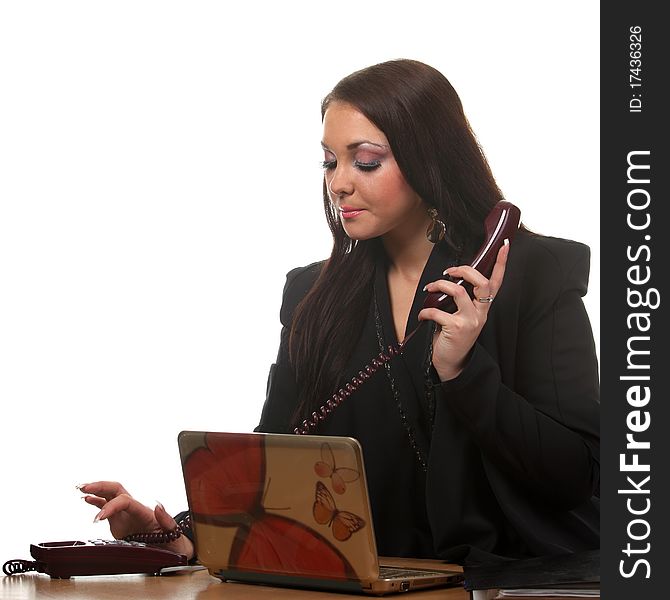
422,200,521,312
3,539,188,578
294,200,521,435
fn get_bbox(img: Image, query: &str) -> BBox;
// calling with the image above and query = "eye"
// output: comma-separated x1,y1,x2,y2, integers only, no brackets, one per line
354,160,381,172
321,148,337,170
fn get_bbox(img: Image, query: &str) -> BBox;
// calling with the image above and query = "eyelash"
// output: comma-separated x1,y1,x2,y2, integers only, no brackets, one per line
320,160,381,172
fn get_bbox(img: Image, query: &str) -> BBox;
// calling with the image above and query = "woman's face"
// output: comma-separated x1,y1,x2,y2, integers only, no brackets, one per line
321,102,427,241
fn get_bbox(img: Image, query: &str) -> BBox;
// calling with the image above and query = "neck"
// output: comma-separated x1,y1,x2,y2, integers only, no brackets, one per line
381,214,435,280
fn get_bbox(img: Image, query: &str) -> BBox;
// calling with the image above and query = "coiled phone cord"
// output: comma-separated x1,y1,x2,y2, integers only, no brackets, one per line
3,559,38,576
293,324,424,435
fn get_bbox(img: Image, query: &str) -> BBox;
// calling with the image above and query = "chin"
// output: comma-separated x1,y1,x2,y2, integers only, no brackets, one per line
341,223,385,242
343,230,379,242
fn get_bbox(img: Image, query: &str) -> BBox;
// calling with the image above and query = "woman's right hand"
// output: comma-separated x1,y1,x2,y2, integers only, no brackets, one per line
78,481,195,560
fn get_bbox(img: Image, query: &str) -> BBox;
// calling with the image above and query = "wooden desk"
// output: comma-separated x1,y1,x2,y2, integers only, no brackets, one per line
1,559,469,600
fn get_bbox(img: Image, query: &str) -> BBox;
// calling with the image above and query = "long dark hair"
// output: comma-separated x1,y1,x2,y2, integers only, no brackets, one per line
289,59,504,428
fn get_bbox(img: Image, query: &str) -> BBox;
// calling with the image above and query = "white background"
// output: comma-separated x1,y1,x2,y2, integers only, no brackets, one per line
0,2,599,564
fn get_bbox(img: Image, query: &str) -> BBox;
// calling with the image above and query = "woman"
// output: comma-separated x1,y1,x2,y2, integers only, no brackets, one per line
80,59,599,564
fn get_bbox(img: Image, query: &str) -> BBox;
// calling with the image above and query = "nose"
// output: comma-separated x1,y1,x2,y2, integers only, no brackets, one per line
326,164,354,200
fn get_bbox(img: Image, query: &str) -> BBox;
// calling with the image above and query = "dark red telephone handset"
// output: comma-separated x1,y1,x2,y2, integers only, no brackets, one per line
294,200,521,434
422,200,521,313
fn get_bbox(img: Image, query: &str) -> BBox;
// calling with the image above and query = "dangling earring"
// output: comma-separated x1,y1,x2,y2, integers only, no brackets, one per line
426,207,446,243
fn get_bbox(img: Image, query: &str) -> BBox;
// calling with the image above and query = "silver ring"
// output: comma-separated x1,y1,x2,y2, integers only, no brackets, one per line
477,295,494,303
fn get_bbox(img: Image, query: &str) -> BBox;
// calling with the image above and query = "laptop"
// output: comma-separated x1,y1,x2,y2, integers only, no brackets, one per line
177,431,463,595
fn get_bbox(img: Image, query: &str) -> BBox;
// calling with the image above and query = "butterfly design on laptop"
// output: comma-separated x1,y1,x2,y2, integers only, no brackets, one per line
183,433,356,578
314,442,360,494
313,481,366,541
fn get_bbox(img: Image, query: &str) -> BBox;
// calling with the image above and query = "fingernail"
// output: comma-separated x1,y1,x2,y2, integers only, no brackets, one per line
156,501,166,512
443,268,453,275
75,483,88,491
422,285,427,292
93,509,106,523
504,238,510,246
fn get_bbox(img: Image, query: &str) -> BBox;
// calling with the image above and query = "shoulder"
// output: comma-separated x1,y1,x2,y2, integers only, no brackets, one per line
279,260,326,326
506,230,592,297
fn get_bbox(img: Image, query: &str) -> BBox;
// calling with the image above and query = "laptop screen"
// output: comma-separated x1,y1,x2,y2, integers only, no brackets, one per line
178,431,380,583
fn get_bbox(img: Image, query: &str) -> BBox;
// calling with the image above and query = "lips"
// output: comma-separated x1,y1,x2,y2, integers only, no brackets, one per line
339,205,366,219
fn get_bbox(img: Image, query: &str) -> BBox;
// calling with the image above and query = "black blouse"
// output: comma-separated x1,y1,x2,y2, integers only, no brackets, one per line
256,231,600,563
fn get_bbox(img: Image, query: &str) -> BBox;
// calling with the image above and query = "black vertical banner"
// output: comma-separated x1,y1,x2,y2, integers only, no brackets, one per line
601,2,669,599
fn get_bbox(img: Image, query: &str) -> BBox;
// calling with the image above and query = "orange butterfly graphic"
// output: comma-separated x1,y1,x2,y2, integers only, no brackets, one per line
312,481,366,542
314,442,360,494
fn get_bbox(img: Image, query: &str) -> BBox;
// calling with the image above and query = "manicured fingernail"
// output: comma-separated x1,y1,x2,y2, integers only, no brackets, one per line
504,238,510,246
422,285,427,292
156,501,166,512
93,509,106,523
75,483,88,491
443,268,454,275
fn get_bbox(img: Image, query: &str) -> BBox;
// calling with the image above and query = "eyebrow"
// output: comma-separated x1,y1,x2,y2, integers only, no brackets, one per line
321,140,389,151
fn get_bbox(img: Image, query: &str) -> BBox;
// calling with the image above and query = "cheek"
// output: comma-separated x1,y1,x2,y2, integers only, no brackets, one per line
367,170,418,211
324,173,336,201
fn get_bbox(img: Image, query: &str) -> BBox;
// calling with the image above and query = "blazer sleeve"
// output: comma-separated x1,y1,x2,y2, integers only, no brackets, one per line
255,262,323,433
437,236,600,510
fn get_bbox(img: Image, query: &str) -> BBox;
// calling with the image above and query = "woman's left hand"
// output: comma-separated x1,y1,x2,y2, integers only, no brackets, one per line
418,243,509,381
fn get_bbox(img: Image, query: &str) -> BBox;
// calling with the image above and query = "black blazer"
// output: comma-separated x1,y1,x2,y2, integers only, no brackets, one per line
257,231,600,563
